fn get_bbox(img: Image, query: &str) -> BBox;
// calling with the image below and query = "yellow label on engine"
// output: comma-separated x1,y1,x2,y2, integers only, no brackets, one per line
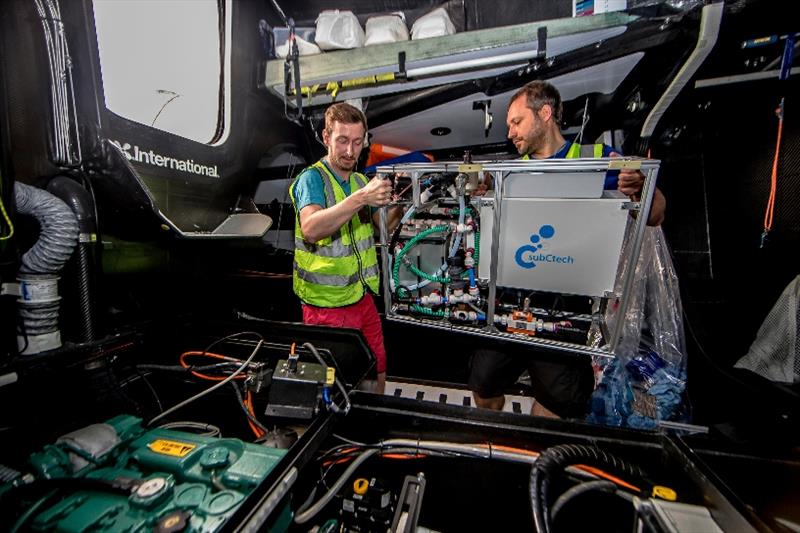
148,439,196,457
458,164,483,173
326,367,335,386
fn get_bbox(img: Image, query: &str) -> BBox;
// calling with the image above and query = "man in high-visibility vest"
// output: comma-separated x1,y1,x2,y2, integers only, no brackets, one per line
290,102,398,392
469,80,666,418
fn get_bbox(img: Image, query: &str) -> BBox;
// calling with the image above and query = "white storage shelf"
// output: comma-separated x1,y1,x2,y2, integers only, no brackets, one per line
263,11,636,107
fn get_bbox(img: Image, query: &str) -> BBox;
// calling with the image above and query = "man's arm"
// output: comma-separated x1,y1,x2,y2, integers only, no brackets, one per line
371,205,403,234
645,188,666,226
612,152,666,227
299,177,392,243
617,167,666,226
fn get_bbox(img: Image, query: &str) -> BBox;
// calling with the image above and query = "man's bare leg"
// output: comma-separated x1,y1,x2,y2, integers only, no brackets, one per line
531,400,559,419
473,393,505,410
359,372,386,394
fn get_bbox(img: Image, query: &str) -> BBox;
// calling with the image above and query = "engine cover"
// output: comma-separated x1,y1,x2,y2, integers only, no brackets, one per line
17,415,287,532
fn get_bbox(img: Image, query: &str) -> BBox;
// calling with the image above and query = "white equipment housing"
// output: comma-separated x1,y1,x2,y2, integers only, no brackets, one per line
377,157,660,358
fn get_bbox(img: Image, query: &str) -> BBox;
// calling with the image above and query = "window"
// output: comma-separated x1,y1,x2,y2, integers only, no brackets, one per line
92,0,231,144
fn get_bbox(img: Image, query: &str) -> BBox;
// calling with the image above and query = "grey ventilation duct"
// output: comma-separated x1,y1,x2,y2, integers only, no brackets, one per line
14,182,78,355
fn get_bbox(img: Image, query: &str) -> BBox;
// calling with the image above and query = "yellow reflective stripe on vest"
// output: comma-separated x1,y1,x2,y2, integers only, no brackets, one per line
294,235,375,257
520,143,604,160
315,163,338,208
565,143,604,159
294,261,380,287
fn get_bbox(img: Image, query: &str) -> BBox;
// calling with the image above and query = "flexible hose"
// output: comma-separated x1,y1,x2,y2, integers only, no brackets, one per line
14,182,78,274
529,444,649,533
411,305,447,318
393,225,449,296
550,480,618,523
303,342,350,415
75,244,94,341
47,176,97,342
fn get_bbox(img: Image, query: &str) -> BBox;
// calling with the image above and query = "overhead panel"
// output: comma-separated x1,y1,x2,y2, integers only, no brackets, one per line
370,53,644,151
263,12,636,108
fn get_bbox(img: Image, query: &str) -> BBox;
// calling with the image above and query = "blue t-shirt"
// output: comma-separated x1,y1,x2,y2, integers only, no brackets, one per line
292,160,351,212
548,141,619,190
292,159,378,217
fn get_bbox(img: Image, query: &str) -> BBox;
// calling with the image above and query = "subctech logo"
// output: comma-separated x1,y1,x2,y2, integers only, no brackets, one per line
514,224,575,269
110,140,219,178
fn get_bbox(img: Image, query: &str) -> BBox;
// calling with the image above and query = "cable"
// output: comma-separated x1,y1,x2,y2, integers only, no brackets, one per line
332,434,368,447
229,382,269,438
761,97,784,247
550,480,619,523
137,370,163,413
147,332,265,427
269,0,289,26
295,448,380,524
136,362,239,373
273,159,295,249
158,421,221,437
9,489,58,533
303,342,350,414
301,441,539,525
529,444,649,533
179,351,249,381
0,184,13,242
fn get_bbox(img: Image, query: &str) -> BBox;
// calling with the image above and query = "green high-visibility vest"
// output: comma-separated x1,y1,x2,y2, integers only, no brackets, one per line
522,142,604,160
289,160,380,307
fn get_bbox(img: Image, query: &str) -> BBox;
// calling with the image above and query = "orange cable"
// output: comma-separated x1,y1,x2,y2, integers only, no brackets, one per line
474,445,638,491
380,453,425,460
245,391,265,438
476,444,540,458
179,351,247,381
315,445,641,493
573,464,642,493
764,100,784,235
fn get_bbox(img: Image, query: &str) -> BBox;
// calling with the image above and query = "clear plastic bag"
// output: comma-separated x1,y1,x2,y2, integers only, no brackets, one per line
588,226,688,429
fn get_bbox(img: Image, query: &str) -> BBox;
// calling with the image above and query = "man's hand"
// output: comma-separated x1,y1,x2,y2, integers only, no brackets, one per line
358,177,393,207
610,151,645,198
609,151,665,226
472,172,493,197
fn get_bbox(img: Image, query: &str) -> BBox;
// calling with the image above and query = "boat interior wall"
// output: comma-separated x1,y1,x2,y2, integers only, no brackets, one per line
2,0,300,238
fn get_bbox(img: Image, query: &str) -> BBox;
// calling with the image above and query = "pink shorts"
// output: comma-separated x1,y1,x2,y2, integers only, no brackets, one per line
302,294,387,373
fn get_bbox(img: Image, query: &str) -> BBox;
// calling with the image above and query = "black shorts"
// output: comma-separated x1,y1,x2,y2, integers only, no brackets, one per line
468,347,594,419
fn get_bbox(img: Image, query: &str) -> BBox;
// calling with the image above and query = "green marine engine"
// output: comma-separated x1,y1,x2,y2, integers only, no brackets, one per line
1,415,288,532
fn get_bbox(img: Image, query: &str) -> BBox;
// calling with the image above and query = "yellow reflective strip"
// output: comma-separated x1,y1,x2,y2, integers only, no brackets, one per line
566,143,582,158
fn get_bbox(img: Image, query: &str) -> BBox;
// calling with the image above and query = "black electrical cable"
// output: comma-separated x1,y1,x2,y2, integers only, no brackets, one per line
147,332,265,427
550,480,620,523
269,0,289,26
229,381,270,436
302,342,350,414
136,362,239,373
529,444,651,533
135,369,163,413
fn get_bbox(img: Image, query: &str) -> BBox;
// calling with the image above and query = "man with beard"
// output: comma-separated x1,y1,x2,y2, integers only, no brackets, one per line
469,80,666,418
290,102,398,392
